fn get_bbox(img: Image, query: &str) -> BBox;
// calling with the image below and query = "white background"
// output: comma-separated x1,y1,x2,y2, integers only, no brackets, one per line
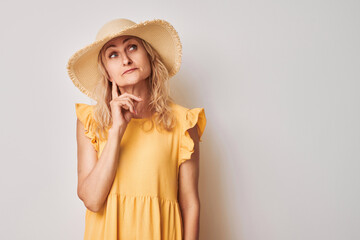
0,0,359,239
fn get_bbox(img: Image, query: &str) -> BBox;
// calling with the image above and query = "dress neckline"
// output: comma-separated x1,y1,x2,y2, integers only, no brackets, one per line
130,112,156,122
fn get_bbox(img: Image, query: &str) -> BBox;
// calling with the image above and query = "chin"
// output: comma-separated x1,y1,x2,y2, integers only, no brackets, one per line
119,76,147,86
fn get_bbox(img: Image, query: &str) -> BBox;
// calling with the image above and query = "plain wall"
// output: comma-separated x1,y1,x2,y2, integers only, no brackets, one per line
0,0,359,239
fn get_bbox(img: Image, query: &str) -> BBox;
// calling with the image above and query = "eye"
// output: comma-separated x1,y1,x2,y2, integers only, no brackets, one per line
129,44,137,51
108,51,118,58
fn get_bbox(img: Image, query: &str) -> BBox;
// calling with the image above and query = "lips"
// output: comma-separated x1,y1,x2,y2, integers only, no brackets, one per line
123,68,137,75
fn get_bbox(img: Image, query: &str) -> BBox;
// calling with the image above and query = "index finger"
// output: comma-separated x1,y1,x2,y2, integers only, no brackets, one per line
112,80,119,99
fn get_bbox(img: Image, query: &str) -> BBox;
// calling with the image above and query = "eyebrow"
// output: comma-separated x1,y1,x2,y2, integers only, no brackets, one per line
104,37,132,52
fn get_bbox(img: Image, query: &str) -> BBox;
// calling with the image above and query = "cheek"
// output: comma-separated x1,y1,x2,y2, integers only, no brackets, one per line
106,67,114,78
143,56,151,73
106,63,122,76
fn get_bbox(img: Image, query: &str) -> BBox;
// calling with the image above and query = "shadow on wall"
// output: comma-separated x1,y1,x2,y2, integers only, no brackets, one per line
171,70,237,240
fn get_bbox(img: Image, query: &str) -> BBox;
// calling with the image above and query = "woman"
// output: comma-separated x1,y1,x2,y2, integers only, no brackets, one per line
67,18,206,240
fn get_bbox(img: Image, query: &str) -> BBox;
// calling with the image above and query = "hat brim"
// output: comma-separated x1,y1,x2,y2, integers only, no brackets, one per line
67,19,182,100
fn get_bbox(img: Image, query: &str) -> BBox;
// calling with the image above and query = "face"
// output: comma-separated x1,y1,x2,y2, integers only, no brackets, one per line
101,35,151,88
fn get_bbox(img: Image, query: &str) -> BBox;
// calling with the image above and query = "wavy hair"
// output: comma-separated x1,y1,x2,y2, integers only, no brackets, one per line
91,36,176,141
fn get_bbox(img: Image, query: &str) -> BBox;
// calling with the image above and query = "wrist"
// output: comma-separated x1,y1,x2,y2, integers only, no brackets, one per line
109,124,126,137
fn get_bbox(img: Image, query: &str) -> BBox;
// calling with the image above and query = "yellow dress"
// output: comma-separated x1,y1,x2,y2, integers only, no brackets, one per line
75,101,207,240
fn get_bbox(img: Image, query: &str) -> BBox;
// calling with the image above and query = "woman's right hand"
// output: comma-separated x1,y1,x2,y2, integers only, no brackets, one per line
109,80,143,129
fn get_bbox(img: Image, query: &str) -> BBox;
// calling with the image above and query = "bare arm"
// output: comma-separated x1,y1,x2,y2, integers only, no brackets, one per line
76,119,125,213
76,80,143,212
178,125,201,240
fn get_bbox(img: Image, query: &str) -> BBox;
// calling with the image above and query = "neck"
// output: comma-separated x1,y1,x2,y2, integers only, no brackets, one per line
118,80,152,119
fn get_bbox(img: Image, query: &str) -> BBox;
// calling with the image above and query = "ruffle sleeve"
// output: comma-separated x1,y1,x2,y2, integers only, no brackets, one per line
178,107,207,167
75,103,99,152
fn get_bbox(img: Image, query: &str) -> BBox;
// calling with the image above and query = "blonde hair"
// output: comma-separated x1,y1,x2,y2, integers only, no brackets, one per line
91,36,176,141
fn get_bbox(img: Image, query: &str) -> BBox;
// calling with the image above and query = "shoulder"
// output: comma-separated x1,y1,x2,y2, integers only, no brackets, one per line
74,103,99,152
75,103,96,120
169,101,207,140
169,101,191,117
169,101,206,121
75,103,95,114
74,103,97,128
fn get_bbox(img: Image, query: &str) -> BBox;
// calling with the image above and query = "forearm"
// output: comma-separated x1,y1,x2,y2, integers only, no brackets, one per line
79,126,125,212
181,203,200,240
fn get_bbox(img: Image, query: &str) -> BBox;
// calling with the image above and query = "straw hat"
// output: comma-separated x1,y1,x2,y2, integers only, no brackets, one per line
67,18,182,100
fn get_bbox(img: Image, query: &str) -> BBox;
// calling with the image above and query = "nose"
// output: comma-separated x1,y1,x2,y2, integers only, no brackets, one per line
122,54,132,66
